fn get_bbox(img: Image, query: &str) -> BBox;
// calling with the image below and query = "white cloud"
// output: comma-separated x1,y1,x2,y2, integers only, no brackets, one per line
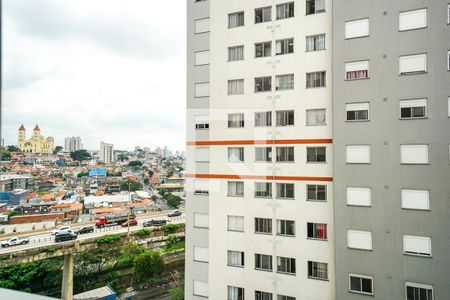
2,0,187,152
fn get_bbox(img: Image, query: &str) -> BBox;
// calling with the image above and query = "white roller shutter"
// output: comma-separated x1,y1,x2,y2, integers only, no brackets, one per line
399,54,427,74
195,82,210,97
399,99,427,108
194,246,209,262
346,102,369,111
345,60,369,72
403,235,432,256
194,213,209,228
347,230,373,250
347,187,371,206
195,50,210,66
401,189,429,210
399,9,427,31
345,18,369,39
400,145,428,164
346,145,371,163
195,18,210,34
194,179,209,194
193,280,209,297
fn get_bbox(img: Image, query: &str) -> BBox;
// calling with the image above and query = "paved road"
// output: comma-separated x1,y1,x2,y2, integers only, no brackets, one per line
0,213,185,255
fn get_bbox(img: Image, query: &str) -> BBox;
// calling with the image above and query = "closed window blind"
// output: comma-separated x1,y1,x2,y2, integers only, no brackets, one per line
195,82,210,97
347,187,371,206
346,145,371,164
402,189,430,210
401,145,428,164
195,18,210,34
399,54,427,74
347,230,373,250
345,18,369,39
399,9,427,31
195,50,209,66
403,235,432,256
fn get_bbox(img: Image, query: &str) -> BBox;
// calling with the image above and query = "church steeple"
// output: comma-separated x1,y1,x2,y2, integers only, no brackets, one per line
33,124,41,132
19,124,26,131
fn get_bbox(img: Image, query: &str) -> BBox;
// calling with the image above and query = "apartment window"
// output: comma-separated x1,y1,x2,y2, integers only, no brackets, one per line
255,7,272,23
345,60,369,80
195,50,209,66
194,115,209,129
276,183,294,199
195,82,210,97
255,42,272,58
402,189,430,210
255,218,272,234
276,110,294,126
399,54,427,75
345,18,369,39
400,99,427,119
347,187,371,206
228,286,245,300
228,46,244,62
228,79,244,95
346,145,370,164
276,38,294,55
255,111,272,127
306,34,325,52
349,274,374,296
403,235,432,257
194,179,209,195
448,4,450,24
308,261,328,280
255,254,273,271
194,18,210,34
306,0,325,15
401,145,429,164
347,230,373,250
194,147,209,162
227,251,245,268
306,71,326,88
255,291,273,300
276,147,294,162
276,74,294,90
277,256,296,275
228,12,244,28
255,76,272,92
306,109,326,126
346,102,369,121
227,181,244,197
228,147,244,162
277,220,295,236
193,280,208,297
277,296,295,300
194,246,209,262
255,147,272,162
194,213,209,228
307,223,327,240
307,147,326,162
399,8,427,31
228,113,245,128
255,182,272,198
307,185,327,201
228,215,244,232
406,282,433,300
277,2,294,19
448,50,450,70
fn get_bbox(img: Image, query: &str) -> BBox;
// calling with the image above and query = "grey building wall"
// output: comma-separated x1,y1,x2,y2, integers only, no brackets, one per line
186,0,210,299
333,1,450,299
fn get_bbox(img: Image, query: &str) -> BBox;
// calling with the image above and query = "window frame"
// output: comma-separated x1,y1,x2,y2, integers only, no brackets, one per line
227,181,244,197
255,217,273,234
276,2,295,20
255,41,272,58
399,98,427,120
255,147,273,162
306,71,326,88
228,45,244,62
276,183,295,200
255,111,272,127
255,76,272,93
228,11,245,29
275,73,295,90
227,215,244,232
276,219,295,236
277,256,296,275
228,147,245,163
305,34,326,52
254,182,273,198
276,146,295,162
227,251,245,268
276,110,295,126
228,113,245,128
255,253,273,271
405,282,434,300
349,273,374,296
306,146,326,163
305,0,326,15
255,6,272,24
307,261,328,280
307,222,328,240
276,38,294,55
306,108,326,126
306,184,327,202
346,102,370,122
398,8,427,32
194,17,210,34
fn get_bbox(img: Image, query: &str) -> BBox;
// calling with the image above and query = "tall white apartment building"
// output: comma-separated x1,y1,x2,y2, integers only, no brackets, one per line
99,141,114,164
64,136,83,152
186,0,334,299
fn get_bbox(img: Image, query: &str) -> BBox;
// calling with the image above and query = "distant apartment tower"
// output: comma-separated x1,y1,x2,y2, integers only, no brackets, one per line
333,1,450,299
99,142,114,163
186,0,334,299
64,137,83,152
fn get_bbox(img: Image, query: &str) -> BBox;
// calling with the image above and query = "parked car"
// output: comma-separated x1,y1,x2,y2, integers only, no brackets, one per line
143,219,167,227
168,210,182,217
51,226,73,235
1,237,29,248
75,226,94,235
121,219,138,227
54,232,77,243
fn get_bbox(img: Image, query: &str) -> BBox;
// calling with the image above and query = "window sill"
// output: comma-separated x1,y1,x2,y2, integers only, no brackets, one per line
255,196,273,199
400,163,429,165
349,290,374,297
305,86,326,89
227,195,244,198
345,77,370,81
345,119,370,122
227,264,244,268
345,162,371,165
254,161,273,163
306,199,327,202
307,276,329,281
398,26,427,33
193,193,209,196
275,161,296,163
403,253,432,258
401,207,431,212
227,229,244,233
347,247,373,252
254,231,273,235
344,35,370,40
305,11,326,16
307,237,328,242
276,234,295,238
277,271,296,276
306,49,326,53
399,72,427,76
306,161,327,164
306,124,327,126
254,90,272,93
193,259,208,264
275,197,295,200
399,117,428,120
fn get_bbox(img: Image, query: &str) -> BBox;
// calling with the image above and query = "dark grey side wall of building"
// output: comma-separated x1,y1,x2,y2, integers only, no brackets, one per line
332,1,450,299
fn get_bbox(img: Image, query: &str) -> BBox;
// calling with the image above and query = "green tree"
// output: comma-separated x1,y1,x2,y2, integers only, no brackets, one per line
120,179,142,192
162,223,181,234
128,160,143,167
117,154,129,161
53,145,63,155
166,194,182,208
133,251,164,282
117,243,143,268
170,284,185,300
6,145,20,152
70,150,91,161
0,147,11,161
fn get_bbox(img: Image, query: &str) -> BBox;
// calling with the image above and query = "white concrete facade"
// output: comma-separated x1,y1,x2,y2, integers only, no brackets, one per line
186,1,335,299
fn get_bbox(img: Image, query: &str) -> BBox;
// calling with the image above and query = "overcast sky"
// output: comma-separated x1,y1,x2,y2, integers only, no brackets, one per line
2,0,186,152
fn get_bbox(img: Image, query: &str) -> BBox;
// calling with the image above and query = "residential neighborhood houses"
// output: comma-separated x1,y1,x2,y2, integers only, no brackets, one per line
0,125,186,234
